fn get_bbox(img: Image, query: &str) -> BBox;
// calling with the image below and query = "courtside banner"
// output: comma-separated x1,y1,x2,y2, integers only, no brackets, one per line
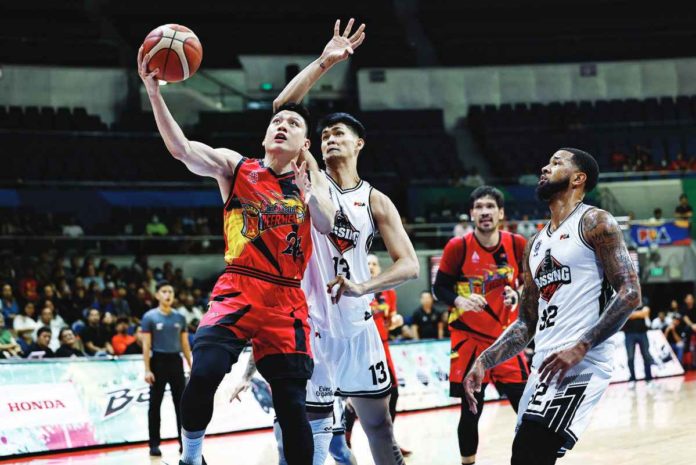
630,220,692,246
0,330,683,456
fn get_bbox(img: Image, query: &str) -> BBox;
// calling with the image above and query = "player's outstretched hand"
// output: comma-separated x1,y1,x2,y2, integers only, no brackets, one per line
230,380,251,403
538,342,588,385
319,18,366,70
291,159,313,203
137,45,160,95
463,360,485,415
327,275,364,304
503,286,519,308
454,294,487,313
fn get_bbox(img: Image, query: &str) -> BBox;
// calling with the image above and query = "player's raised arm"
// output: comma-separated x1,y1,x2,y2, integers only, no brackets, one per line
272,19,365,111
138,46,242,199
463,239,539,414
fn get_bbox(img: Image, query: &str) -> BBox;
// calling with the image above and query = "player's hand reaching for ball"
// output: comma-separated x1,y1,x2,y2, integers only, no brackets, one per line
137,45,160,95
454,294,487,313
319,18,366,70
327,275,365,304
463,359,485,414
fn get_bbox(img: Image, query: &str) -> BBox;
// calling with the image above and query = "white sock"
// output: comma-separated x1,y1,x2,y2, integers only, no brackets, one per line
310,417,333,465
180,428,205,465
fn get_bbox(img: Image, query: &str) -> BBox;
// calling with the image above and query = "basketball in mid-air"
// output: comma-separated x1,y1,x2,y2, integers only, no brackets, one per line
142,24,202,82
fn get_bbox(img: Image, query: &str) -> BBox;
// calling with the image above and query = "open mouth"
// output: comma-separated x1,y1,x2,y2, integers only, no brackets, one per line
274,133,287,143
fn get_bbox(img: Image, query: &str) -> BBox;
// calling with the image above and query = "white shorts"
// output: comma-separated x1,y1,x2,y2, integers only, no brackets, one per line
306,321,391,412
516,344,614,453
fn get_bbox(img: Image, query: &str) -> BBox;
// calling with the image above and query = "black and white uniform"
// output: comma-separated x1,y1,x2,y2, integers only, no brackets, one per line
303,175,391,413
519,203,616,454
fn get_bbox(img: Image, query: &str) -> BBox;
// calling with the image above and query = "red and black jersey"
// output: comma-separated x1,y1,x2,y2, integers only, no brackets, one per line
222,158,313,285
371,289,397,342
438,231,526,342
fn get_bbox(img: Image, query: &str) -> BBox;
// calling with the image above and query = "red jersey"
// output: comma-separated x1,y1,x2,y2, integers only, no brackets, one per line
371,289,397,342
438,231,526,342
222,158,313,284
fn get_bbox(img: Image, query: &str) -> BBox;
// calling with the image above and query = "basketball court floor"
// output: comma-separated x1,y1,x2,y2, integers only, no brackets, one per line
2,375,693,465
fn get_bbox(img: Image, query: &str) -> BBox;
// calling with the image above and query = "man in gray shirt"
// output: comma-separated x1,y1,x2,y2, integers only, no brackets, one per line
142,281,193,456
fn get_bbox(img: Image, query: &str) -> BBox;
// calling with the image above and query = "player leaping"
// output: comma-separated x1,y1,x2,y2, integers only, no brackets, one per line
463,149,641,465
138,42,336,465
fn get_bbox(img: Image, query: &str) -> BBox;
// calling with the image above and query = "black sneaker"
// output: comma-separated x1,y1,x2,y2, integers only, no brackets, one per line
149,446,162,457
179,458,206,465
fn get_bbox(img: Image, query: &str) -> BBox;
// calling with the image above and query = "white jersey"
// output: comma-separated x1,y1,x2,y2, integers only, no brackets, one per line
528,203,615,354
302,173,376,338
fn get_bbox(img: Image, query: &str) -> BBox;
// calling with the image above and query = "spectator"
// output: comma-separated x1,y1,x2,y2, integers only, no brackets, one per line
83,264,105,291
410,291,443,340
176,293,204,325
146,215,169,236
81,308,114,355
388,314,414,341
453,214,474,238
18,268,39,302
649,208,663,223
112,317,136,355
665,316,685,366
668,152,689,171
102,311,116,339
515,215,537,239
1,283,20,323
94,288,116,314
24,327,55,359
113,286,131,318
462,167,485,187
54,328,84,358
13,302,39,348
33,306,65,351
62,217,85,237
124,325,144,354
680,294,696,369
0,315,23,358
651,311,670,330
675,194,693,221
622,305,653,386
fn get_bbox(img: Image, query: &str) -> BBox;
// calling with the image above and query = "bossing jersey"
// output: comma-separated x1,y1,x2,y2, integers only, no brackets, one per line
528,203,615,353
371,289,397,342
223,158,312,284
438,231,526,342
302,174,375,339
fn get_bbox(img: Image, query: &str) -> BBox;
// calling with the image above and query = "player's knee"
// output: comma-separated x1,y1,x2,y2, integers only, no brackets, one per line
329,434,353,463
512,421,563,465
271,379,307,419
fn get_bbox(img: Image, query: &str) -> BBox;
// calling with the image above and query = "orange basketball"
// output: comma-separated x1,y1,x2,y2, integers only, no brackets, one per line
142,24,202,82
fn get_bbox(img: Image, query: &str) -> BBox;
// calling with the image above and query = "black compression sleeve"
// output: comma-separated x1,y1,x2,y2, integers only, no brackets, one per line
433,270,459,306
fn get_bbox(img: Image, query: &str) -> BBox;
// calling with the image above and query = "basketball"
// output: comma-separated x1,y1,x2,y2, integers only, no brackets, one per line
142,24,202,82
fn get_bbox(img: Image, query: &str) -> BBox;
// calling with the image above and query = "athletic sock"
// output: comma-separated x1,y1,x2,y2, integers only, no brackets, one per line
310,417,333,465
180,428,205,465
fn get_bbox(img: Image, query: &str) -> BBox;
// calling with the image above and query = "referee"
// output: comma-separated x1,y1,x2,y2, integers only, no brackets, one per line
142,281,192,456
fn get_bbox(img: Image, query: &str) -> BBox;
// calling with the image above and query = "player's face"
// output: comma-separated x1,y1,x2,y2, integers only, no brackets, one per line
470,195,503,233
156,286,175,306
367,255,381,277
536,150,575,201
263,110,309,155
320,123,364,160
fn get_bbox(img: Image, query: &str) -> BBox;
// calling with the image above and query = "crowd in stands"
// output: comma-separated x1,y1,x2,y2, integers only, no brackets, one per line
648,293,696,370
0,252,208,359
611,146,696,173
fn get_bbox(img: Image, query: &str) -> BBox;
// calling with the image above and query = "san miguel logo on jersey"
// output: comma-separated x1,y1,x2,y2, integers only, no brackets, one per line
455,265,515,297
328,209,360,254
240,193,305,240
534,249,571,301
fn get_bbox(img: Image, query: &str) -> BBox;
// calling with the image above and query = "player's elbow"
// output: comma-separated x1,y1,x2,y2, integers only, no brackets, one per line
622,285,642,311
404,257,420,281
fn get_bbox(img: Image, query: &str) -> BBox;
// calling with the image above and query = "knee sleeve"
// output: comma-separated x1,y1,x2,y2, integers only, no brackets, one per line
511,420,565,465
181,346,233,431
270,379,313,465
330,434,354,464
458,388,485,457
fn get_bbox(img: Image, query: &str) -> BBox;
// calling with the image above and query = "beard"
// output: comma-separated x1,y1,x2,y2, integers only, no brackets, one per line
536,177,570,202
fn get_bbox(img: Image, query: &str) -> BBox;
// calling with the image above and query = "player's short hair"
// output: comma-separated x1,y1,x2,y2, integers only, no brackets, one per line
318,112,366,139
274,102,311,137
470,185,505,209
155,280,173,292
562,147,599,193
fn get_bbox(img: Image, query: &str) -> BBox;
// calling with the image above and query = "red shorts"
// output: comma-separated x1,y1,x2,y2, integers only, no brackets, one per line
382,340,397,388
449,329,529,397
197,269,312,381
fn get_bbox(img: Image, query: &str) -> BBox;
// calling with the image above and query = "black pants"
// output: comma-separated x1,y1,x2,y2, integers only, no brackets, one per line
149,352,186,448
625,331,653,381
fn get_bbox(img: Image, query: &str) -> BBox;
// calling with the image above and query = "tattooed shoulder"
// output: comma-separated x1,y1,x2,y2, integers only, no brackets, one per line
581,208,622,248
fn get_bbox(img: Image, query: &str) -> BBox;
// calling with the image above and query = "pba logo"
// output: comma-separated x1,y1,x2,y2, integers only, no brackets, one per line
328,209,360,254
534,249,571,301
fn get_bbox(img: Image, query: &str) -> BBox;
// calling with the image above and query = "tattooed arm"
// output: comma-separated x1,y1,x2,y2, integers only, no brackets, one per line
538,208,641,384
462,239,539,413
